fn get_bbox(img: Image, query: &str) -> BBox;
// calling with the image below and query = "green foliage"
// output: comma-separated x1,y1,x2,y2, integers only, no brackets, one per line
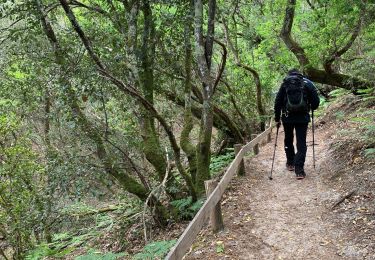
75,250,127,260
210,149,235,176
170,197,204,219
332,92,375,157
26,231,98,259
0,114,45,258
334,111,345,120
357,87,375,104
349,107,375,146
329,89,351,98
62,202,99,215
364,148,375,159
133,240,177,260
25,244,57,260
216,241,225,254
1,0,375,258
27,246,127,260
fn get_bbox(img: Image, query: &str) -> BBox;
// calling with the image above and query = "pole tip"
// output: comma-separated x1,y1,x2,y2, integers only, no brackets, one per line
269,177,273,180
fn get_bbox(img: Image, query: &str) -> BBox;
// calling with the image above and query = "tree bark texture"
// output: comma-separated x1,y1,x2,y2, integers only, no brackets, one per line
180,0,198,185
194,0,216,195
125,1,168,185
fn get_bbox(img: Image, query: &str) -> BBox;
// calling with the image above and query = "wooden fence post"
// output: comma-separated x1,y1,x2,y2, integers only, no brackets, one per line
233,144,245,176
268,120,273,143
204,180,224,233
251,134,259,155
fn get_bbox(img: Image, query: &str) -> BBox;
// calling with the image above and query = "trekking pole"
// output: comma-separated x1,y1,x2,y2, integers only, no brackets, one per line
269,124,280,180
312,110,316,169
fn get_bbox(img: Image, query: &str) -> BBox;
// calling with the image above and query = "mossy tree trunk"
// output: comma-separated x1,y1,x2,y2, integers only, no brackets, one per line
194,0,216,195
124,0,168,183
139,1,169,183
180,0,198,185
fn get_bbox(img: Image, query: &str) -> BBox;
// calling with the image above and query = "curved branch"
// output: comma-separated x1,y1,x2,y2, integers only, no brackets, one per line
70,0,108,15
280,0,310,67
212,38,227,94
220,79,248,125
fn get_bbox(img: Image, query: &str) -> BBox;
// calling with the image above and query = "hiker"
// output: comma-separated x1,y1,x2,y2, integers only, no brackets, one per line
274,69,320,179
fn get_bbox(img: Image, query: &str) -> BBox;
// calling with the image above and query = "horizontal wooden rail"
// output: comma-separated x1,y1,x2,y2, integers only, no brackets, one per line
166,122,273,260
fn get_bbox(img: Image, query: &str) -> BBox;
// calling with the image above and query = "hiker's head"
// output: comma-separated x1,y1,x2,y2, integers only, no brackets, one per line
287,68,302,76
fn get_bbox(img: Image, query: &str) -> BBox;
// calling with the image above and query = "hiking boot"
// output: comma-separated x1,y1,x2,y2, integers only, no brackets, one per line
286,164,295,171
295,167,306,180
296,173,305,180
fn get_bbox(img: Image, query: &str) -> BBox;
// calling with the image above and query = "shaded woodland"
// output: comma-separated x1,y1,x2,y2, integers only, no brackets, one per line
0,0,374,258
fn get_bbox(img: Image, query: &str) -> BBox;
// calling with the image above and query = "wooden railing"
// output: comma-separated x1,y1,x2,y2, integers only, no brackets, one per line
166,123,273,260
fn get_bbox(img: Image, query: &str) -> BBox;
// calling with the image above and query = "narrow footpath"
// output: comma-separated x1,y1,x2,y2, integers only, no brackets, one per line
185,127,346,259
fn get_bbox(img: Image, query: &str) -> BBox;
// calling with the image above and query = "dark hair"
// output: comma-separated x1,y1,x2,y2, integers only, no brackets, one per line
288,68,300,75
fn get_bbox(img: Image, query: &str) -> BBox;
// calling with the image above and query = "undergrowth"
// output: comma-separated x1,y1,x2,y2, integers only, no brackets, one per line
321,86,375,158
133,240,177,260
210,148,235,176
170,196,204,220
25,200,141,259
24,134,241,259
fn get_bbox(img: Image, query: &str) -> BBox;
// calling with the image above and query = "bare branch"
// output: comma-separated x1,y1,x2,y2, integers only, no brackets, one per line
0,18,23,32
306,0,315,10
212,38,227,94
222,18,265,129
70,0,109,15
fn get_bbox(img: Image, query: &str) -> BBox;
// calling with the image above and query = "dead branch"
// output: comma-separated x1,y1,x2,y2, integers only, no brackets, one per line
331,189,357,210
143,147,171,243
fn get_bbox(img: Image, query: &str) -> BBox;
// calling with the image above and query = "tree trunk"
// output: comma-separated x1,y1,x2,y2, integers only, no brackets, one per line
180,0,198,185
194,0,216,195
139,1,169,184
124,0,168,184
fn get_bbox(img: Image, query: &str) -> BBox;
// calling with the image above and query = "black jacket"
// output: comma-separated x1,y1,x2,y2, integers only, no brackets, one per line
274,74,320,124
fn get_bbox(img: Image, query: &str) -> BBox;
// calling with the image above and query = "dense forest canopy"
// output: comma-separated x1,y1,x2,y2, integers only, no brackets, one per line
0,0,374,258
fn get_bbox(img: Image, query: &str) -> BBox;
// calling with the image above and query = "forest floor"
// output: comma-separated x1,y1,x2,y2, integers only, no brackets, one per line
185,114,375,259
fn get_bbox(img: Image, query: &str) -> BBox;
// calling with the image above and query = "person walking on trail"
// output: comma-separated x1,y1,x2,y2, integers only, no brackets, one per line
274,69,320,179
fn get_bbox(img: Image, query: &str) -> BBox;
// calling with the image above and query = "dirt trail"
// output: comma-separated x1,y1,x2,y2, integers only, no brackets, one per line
185,127,347,260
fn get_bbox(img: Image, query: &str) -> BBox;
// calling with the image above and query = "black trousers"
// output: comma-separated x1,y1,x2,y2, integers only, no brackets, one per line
282,122,308,168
